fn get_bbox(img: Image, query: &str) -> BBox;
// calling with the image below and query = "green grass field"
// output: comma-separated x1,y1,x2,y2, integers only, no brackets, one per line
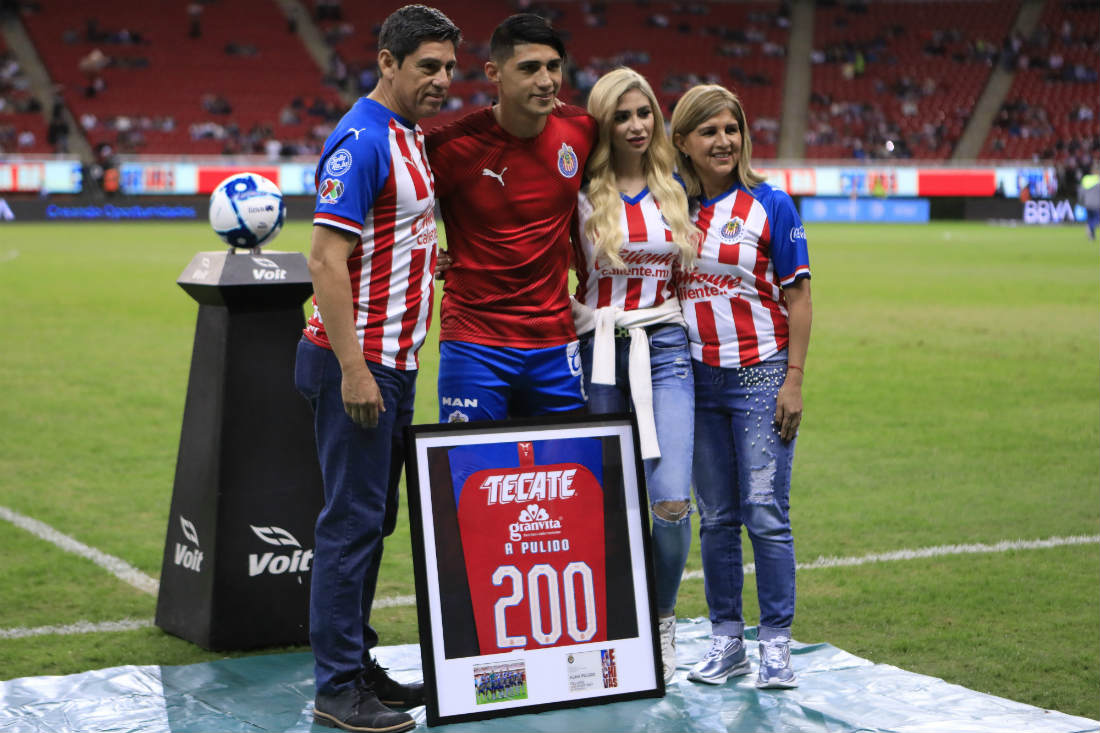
0,220,1097,721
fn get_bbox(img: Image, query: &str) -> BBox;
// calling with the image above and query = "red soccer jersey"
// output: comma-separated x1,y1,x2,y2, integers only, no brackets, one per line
454,441,608,655
427,107,598,347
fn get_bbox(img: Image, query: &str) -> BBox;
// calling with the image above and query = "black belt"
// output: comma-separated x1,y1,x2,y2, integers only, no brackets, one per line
614,323,672,339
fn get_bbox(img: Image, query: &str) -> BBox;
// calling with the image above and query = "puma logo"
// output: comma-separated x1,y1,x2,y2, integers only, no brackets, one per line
481,167,507,186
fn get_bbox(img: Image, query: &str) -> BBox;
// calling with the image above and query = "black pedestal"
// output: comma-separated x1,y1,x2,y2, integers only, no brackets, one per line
155,250,323,650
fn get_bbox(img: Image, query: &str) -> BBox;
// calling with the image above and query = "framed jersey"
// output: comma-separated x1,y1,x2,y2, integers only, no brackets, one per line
405,414,663,726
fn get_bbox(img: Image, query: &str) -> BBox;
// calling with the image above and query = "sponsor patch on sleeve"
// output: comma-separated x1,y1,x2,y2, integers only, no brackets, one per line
318,178,344,204
324,148,353,177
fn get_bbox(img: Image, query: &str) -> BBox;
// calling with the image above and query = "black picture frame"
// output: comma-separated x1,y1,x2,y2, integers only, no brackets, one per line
404,413,664,726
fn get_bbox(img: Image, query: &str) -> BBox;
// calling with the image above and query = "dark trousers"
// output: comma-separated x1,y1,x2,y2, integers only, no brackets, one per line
294,338,416,695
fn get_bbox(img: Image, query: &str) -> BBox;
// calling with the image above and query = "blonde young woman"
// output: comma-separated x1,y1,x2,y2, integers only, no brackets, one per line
670,85,812,690
571,67,698,685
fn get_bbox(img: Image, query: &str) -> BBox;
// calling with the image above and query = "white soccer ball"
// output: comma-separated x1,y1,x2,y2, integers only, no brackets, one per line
209,172,286,248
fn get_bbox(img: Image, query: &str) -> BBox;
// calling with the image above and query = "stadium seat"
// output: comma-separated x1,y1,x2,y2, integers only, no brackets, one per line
9,0,1097,163
806,0,1022,160
978,1,1099,162
320,0,789,135
19,0,343,156
0,35,53,154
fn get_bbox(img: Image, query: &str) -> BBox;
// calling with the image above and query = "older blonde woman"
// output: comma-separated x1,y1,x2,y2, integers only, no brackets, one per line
670,84,812,690
571,67,697,685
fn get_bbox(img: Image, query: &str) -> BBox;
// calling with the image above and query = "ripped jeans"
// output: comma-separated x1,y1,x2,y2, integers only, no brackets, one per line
580,324,694,617
692,357,796,640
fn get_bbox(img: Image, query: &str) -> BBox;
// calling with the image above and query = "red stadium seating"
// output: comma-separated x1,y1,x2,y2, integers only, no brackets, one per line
809,0,1020,159
979,0,1100,163
20,0,343,155
315,0,789,157
8,0,1098,164
0,34,53,154
806,0,1020,160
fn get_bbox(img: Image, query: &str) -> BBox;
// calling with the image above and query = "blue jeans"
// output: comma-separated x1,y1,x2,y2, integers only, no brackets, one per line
580,324,694,616
692,357,796,642
294,338,417,695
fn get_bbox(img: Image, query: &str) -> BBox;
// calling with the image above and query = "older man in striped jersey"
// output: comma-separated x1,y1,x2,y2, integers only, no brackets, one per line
293,6,460,732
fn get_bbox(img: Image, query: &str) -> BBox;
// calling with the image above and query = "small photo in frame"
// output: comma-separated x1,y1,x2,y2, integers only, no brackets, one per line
404,414,664,726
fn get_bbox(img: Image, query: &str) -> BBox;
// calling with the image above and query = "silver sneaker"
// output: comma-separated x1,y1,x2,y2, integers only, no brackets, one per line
658,616,677,684
755,637,798,689
688,635,751,685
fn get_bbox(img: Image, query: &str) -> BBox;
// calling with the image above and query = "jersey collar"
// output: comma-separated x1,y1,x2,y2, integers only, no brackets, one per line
361,97,415,130
698,181,744,208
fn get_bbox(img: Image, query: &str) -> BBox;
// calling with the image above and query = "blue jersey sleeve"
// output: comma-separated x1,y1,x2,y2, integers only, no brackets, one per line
448,442,518,508
762,185,810,286
313,126,390,233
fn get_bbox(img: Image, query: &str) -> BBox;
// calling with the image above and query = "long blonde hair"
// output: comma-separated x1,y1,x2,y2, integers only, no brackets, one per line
669,84,764,199
584,68,696,271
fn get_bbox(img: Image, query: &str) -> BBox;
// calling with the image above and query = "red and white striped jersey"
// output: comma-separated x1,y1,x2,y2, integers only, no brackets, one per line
305,98,438,371
572,188,681,311
678,181,810,367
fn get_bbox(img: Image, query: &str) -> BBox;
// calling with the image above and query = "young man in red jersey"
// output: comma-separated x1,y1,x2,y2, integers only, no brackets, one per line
428,14,598,423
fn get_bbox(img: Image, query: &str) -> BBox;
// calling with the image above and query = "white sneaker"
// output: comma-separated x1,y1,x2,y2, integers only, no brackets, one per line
658,616,677,684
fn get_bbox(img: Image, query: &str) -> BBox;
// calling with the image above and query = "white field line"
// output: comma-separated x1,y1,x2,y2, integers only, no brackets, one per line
0,618,155,640
681,533,1100,580
375,594,417,609
1,502,1096,640
0,505,159,595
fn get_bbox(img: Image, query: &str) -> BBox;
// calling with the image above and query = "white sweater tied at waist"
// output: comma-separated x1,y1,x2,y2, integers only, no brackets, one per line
571,297,687,460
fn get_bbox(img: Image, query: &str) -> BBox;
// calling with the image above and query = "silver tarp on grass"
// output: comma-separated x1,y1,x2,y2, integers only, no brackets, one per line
2,619,1097,733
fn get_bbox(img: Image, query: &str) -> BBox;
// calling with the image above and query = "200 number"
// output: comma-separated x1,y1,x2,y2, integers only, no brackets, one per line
492,562,596,649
